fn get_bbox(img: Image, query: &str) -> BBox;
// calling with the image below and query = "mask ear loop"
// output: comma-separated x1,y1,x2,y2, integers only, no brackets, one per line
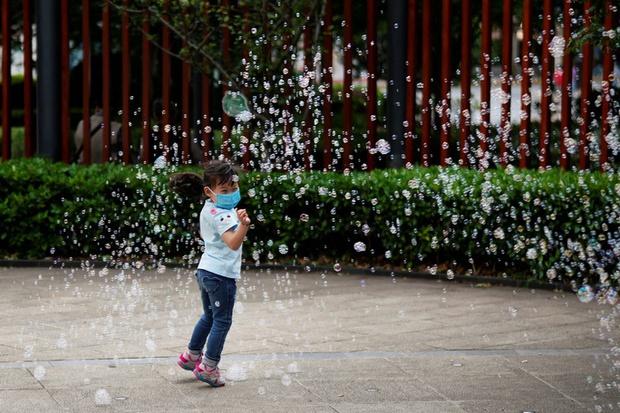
204,187,216,201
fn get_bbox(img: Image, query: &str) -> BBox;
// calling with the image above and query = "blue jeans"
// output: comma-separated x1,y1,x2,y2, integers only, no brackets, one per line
188,269,236,365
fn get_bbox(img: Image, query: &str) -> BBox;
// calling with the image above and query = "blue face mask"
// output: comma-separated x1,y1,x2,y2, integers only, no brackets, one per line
213,189,241,210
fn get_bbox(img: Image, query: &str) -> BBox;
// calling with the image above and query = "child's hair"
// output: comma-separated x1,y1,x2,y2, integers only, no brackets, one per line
169,160,240,200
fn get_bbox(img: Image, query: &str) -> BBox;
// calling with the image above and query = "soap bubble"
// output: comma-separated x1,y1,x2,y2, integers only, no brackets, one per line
222,91,250,117
287,362,300,373
281,373,292,386
145,338,157,352
354,242,366,252
33,365,46,381
374,139,391,155
153,155,167,169
549,35,565,59
235,110,253,123
577,285,594,303
605,288,618,305
333,263,342,272
226,363,248,381
56,336,68,349
95,389,112,406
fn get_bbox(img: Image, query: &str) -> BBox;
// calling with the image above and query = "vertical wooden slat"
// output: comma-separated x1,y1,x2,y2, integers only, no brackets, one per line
420,0,431,167
439,0,450,167
201,73,211,163
459,0,471,167
499,0,512,167
539,0,553,169
518,0,532,169
282,6,292,171
221,0,231,159
366,0,377,171
1,0,9,160
200,0,210,163
600,0,613,172
102,1,111,162
578,0,593,171
405,0,417,166
478,0,491,167
241,6,251,170
161,1,171,160
81,0,91,164
121,0,131,165
322,0,333,171
182,56,190,164
342,0,353,171
60,0,70,163
141,14,151,164
560,0,572,170
303,16,313,171
23,0,33,157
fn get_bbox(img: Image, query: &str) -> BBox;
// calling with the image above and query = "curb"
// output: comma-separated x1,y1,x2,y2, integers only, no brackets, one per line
0,259,572,293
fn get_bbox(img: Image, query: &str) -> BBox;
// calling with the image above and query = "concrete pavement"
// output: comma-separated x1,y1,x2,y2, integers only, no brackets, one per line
0,266,618,412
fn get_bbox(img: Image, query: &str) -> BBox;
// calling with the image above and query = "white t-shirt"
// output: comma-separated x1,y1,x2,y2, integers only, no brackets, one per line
197,200,242,279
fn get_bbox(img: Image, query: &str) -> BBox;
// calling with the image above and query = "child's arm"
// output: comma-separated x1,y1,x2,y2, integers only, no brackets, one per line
221,209,251,251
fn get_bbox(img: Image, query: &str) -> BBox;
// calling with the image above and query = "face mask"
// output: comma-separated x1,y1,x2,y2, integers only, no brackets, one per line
213,188,241,210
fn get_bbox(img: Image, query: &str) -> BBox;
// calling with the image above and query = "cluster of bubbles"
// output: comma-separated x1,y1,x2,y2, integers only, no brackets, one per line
25,4,620,408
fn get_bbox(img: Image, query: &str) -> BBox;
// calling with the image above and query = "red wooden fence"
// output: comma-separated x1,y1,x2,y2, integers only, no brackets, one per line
0,1,617,173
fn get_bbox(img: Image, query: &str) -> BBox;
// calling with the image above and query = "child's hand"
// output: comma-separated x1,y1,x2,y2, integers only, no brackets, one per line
236,209,251,226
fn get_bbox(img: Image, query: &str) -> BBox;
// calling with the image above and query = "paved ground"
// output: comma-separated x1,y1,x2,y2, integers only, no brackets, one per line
0,266,618,412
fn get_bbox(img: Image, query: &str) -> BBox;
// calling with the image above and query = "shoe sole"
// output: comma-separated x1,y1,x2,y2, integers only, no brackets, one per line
193,370,225,387
177,360,197,371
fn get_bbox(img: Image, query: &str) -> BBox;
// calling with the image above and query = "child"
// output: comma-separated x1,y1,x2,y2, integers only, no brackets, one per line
170,160,251,387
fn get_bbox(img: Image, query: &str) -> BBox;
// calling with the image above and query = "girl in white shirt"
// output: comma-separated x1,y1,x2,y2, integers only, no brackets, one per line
170,160,251,387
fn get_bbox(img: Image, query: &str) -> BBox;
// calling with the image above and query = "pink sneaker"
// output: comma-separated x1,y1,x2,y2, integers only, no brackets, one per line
177,350,202,371
193,363,225,387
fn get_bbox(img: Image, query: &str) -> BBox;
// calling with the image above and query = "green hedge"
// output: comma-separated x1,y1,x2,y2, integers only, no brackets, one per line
0,158,618,289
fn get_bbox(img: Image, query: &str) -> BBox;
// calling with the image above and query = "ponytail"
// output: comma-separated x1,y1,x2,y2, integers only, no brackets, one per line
169,172,204,200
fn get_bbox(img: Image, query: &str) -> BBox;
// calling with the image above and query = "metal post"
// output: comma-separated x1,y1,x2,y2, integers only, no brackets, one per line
343,0,353,171
221,0,231,159
161,1,171,160
500,0,512,167
282,6,292,171
60,0,69,163
459,0,471,167
121,0,131,164
387,0,407,168
560,0,572,170
405,0,417,166
322,0,333,171
420,0,431,167
519,0,532,169
200,0,211,163
182,57,190,164
36,0,60,161
303,15,313,171
579,1,593,170
479,0,491,167
539,0,552,169
102,1,111,162
23,0,34,157
201,73,211,163
81,0,91,164
366,0,377,171
439,0,451,167
141,14,151,164
600,0,613,172
1,0,10,160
